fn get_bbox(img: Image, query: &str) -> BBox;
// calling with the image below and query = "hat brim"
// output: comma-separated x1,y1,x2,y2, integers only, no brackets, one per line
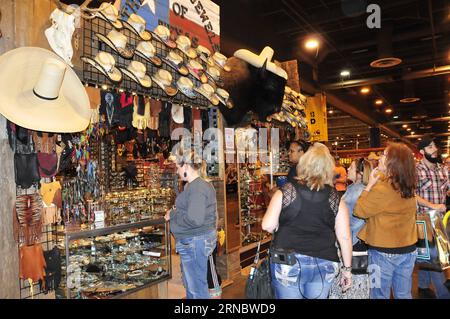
96,12,123,29
152,75,178,97
135,50,162,67
95,33,134,59
0,47,92,133
121,20,152,41
208,57,231,72
195,87,219,106
81,56,122,83
120,68,152,88
178,47,198,59
162,58,189,76
188,67,207,83
177,83,197,99
152,33,177,49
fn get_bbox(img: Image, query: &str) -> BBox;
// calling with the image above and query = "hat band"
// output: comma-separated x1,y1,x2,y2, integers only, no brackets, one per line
33,89,58,101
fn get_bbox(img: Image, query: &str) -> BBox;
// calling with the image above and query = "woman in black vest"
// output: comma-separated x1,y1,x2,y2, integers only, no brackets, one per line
262,143,352,299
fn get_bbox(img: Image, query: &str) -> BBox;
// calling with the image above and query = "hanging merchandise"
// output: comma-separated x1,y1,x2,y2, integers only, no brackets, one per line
81,51,123,83
135,41,162,67
132,95,150,130
100,90,121,127
13,193,43,246
13,132,40,189
148,98,161,131
0,47,91,133
19,244,47,287
95,29,134,59
45,8,76,66
82,2,124,29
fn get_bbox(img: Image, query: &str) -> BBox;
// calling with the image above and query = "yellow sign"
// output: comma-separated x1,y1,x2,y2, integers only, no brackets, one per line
306,93,328,142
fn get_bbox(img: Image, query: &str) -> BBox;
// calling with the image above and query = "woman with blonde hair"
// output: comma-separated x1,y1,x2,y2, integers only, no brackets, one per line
262,143,352,299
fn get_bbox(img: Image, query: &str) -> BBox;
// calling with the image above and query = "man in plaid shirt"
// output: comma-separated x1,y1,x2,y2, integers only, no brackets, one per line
416,136,450,299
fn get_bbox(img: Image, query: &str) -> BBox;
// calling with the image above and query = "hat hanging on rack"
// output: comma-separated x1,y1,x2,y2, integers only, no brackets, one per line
95,30,134,59
215,88,233,109
176,35,197,59
176,76,197,99
162,50,189,76
205,65,221,84
187,59,208,83
135,41,162,67
0,47,92,132
195,83,219,106
152,69,178,97
120,61,152,88
81,51,122,83
83,2,123,29
121,13,152,41
208,52,231,72
153,25,176,49
196,45,211,64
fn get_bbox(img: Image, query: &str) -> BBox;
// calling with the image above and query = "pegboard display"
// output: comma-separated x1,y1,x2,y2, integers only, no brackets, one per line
82,17,211,109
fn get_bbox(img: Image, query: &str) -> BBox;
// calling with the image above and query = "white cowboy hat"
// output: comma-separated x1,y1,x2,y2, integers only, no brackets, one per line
122,14,151,41
176,36,197,59
120,61,151,88
187,59,207,83
152,69,178,97
206,65,221,83
95,30,134,59
195,83,219,106
176,76,197,99
234,46,288,79
84,2,123,29
135,41,162,66
196,45,211,63
0,47,92,132
208,52,231,72
171,103,184,124
153,25,176,49
163,51,189,76
215,88,233,109
81,51,122,83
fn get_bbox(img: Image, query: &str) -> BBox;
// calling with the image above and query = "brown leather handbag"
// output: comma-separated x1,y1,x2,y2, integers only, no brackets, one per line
19,243,46,283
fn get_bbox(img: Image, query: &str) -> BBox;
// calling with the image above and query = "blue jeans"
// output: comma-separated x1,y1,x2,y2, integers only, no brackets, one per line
270,253,338,299
418,270,450,299
175,230,217,299
368,249,417,299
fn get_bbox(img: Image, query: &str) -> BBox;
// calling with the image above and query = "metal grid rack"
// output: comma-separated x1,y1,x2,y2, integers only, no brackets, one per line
82,17,211,109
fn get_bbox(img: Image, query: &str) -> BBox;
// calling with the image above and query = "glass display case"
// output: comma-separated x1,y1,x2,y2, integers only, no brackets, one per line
56,218,171,299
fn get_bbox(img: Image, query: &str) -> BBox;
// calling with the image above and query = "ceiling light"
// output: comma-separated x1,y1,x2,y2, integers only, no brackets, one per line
340,70,350,77
407,128,411,131
385,108,393,114
411,131,415,135
357,134,360,137
360,87,370,94
375,99,383,105
305,39,319,50
328,109,334,114
393,115,399,119
418,138,422,141
402,124,408,128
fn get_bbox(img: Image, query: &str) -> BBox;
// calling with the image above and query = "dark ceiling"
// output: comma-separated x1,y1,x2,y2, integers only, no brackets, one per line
214,0,450,151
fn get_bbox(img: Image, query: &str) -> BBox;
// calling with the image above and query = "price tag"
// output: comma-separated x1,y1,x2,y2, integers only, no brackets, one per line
94,210,105,222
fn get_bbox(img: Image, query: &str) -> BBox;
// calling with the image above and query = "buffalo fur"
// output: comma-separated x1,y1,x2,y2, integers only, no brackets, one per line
219,56,287,126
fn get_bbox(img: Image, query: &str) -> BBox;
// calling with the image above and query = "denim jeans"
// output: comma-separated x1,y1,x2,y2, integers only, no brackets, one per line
270,253,338,299
175,230,217,299
368,249,417,299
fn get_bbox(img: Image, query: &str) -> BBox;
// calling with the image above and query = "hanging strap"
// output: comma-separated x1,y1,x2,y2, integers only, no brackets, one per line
28,278,34,299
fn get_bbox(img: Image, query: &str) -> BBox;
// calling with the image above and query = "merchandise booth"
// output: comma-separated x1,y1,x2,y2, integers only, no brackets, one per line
0,0,312,299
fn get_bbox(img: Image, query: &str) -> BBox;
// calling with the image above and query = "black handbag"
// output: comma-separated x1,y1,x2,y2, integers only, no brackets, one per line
245,241,275,299
351,241,368,274
42,246,62,293
14,153,40,188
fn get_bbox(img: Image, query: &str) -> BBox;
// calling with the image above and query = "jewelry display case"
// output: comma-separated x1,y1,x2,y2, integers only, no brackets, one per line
56,218,171,299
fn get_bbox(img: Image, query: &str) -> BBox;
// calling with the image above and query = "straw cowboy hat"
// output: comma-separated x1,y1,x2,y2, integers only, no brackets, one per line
163,51,189,76
196,45,211,63
0,47,92,132
122,14,152,41
81,51,122,83
120,61,152,88
234,46,288,79
176,76,197,99
171,103,184,124
153,25,176,49
208,52,231,72
187,59,207,83
135,41,162,67
83,2,123,29
195,83,219,106
152,69,178,97
215,88,233,109
176,36,197,59
95,29,134,59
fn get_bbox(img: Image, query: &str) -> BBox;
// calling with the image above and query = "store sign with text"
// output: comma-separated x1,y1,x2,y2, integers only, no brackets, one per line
306,93,328,142
119,0,220,51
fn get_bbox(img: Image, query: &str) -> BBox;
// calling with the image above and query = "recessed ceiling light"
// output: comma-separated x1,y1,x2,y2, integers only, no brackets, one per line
407,128,411,131
360,87,370,94
411,132,415,135
418,138,422,141
375,99,383,105
385,108,393,114
328,109,334,114
357,134,360,137
402,124,408,128
340,70,350,77
305,39,319,49
393,115,399,119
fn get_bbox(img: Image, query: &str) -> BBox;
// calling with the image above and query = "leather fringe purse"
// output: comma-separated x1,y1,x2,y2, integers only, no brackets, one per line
13,194,43,245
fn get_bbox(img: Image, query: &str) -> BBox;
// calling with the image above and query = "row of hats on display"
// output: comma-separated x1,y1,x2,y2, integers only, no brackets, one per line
267,86,309,130
80,3,232,108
